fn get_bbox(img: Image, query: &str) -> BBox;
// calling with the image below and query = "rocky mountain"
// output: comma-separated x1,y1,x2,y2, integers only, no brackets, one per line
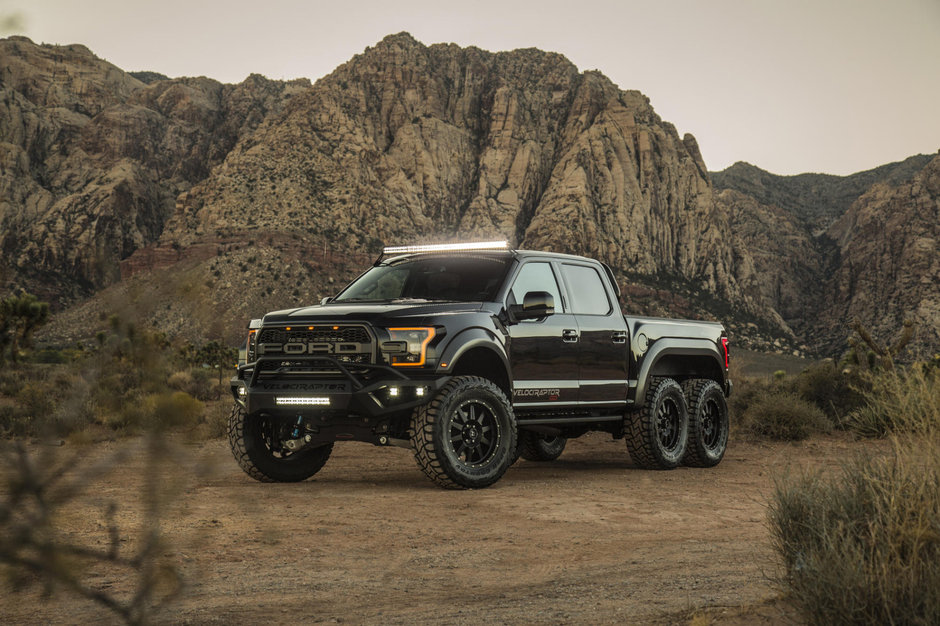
0,36,309,305
712,155,933,234
714,156,939,359
2,33,936,359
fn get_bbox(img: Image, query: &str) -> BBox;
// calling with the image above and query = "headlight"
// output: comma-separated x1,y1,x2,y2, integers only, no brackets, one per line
385,327,436,367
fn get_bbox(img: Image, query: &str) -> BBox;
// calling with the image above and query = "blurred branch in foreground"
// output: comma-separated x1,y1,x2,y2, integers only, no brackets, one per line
0,436,183,624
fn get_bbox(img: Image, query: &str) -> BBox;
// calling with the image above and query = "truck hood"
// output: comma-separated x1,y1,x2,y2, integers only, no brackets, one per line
261,301,489,325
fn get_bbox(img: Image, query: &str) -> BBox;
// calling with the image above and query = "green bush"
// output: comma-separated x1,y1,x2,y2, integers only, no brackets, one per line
769,439,940,624
793,360,865,425
846,366,939,438
739,391,831,441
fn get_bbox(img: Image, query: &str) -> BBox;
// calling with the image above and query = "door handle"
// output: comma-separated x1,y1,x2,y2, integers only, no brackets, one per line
562,329,579,342
612,331,627,344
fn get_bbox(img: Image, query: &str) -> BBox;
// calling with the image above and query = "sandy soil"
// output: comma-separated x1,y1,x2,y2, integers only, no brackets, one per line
1,432,877,625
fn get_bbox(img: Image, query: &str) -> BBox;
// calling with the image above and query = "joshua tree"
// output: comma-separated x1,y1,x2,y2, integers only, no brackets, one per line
0,291,50,364
847,318,914,371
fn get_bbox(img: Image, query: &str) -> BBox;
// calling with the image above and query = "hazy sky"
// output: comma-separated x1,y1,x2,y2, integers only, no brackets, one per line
5,0,939,175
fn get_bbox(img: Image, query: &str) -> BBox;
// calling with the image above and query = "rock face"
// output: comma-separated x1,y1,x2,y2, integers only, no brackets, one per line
3,33,936,358
714,155,940,359
168,35,725,286
161,34,755,329
821,157,940,358
0,36,308,305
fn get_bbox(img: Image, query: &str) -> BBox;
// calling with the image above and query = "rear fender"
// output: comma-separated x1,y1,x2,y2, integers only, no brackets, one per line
635,338,725,408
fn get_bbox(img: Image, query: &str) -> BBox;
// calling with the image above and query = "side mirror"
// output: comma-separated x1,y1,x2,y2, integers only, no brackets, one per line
515,291,554,320
320,297,332,305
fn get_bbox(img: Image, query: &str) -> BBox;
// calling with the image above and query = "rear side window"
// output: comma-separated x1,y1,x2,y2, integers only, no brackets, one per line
561,264,611,315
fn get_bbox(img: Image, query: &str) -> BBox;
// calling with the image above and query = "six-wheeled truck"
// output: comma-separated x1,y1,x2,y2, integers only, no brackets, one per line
229,242,731,489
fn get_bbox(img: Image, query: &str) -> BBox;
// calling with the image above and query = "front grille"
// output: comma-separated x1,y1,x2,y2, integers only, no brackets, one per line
254,324,375,375
258,326,370,344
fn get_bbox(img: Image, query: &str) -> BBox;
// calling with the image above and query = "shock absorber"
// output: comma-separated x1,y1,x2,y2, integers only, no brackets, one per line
291,415,303,439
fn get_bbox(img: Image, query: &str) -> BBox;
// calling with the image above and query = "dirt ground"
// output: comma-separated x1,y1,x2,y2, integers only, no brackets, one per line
1,432,879,625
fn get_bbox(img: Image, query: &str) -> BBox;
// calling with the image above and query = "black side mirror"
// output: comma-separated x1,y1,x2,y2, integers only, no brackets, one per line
514,291,555,321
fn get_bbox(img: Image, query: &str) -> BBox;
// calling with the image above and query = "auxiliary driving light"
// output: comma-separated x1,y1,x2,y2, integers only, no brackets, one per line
416,387,426,397
238,387,246,396
388,387,400,397
275,397,331,406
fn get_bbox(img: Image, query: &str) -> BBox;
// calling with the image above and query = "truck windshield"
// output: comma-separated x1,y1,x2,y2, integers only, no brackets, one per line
334,255,511,303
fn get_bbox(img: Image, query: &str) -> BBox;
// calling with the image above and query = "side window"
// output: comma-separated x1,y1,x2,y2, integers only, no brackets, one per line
509,262,562,314
561,264,611,315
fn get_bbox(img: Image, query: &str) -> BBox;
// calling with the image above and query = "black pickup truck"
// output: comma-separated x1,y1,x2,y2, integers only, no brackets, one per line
229,242,731,489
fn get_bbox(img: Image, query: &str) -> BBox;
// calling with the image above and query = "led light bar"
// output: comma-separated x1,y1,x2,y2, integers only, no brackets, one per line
275,397,331,406
382,241,508,255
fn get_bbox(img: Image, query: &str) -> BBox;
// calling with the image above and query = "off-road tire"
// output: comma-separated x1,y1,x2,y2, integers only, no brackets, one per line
410,376,516,489
681,379,729,467
228,404,333,482
518,430,567,462
625,377,689,469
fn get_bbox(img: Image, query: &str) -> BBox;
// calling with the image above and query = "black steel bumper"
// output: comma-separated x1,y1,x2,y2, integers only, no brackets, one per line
231,355,447,419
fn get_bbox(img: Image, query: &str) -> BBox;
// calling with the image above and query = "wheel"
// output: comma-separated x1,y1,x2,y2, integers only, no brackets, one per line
228,404,333,482
625,377,689,469
518,430,567,462
681,379,729,467
410,376,517,489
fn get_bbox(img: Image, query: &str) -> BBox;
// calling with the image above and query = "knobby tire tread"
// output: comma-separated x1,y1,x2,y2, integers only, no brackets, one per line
410,376,515,490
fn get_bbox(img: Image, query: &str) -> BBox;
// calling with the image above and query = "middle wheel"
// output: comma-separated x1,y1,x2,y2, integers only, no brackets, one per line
517,430,567,462
411,376,517,489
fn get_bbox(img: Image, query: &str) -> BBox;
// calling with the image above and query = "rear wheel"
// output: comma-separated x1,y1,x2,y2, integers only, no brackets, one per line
625,377,689,469
518,430,567,462
681,379,729,467
411,376,516,489
228,404,333,482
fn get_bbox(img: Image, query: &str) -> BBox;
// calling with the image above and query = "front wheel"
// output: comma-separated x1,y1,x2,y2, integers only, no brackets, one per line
681,379,729,467
625,377,689,469
518,430,567,462
410,376,516,489
228,404,333,482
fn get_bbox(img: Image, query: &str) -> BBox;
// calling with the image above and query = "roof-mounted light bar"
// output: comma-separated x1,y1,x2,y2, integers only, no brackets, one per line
382,241,509,255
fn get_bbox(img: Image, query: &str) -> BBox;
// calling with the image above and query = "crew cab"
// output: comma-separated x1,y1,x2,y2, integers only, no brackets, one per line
229,242,731,489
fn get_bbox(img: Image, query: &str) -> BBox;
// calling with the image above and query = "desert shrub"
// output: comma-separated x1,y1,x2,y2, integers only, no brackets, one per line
148,392,204,430
793,360,865,425
769,439,940,625
739,391,831,441
846,366,939,438
166,369,218,402
166,370,194,393
0,404,29,437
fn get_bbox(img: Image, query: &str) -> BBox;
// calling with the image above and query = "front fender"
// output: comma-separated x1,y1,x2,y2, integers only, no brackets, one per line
435,327,511,377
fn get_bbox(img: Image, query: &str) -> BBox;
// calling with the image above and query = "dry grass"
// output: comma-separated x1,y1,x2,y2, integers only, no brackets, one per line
768,364,940,624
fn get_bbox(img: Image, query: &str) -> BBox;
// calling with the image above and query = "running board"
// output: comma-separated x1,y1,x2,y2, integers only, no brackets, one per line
516,415,624,426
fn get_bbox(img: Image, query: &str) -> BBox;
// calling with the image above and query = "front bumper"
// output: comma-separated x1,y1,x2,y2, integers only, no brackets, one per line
232,355,447,419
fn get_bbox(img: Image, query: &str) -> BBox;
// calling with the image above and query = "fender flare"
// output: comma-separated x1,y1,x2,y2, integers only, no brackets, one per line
435,327,511,381
635,338,725,408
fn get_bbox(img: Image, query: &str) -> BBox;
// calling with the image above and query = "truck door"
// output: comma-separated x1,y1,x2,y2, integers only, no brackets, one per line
559,262,629,404
506,261,579,407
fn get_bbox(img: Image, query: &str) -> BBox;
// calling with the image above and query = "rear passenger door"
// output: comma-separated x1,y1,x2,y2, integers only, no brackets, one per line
560,262,628,405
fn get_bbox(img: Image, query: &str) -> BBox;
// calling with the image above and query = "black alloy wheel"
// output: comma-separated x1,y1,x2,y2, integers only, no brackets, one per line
228,405,333,482
682,379,729,467
448,399,500,466
625,377,690,469
411,376,517,489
